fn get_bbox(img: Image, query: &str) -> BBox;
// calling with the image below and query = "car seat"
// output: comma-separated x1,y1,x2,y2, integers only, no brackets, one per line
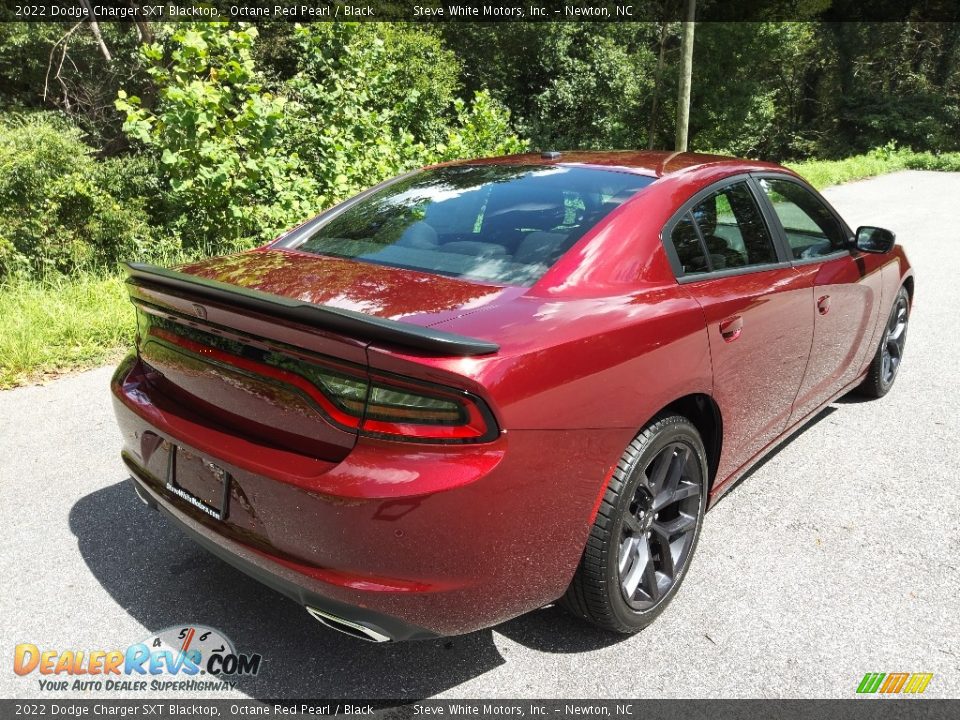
694,198,745,268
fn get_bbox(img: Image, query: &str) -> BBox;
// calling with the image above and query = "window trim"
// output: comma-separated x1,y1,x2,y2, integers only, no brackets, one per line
660,173,792,283
748,172,855,264
669,211,712,278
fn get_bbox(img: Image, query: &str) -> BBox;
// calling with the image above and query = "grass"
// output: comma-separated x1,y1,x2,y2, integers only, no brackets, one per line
788,147,960,189
2,147,960,389
0,274,133,388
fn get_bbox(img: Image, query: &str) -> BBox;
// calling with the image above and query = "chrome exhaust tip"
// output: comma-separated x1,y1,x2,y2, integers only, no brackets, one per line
306,606,392,643
129,477,157,510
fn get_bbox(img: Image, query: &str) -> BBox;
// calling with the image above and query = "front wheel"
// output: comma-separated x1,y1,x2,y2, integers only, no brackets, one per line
560,415,708,633
857,286,910,399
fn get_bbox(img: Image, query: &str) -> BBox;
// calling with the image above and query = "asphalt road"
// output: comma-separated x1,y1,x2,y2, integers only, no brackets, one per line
1,171,958,701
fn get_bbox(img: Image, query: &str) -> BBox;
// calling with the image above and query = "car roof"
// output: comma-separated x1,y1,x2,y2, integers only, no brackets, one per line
441,150,787,179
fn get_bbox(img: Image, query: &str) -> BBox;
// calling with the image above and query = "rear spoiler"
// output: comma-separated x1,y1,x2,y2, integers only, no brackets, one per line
123,262,500,357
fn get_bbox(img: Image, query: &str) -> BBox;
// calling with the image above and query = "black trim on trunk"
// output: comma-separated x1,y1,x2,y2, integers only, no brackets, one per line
124,262,500,357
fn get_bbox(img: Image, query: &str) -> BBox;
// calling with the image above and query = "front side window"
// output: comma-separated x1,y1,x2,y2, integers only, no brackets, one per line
289,165,653,286
757,178,847,259
683,181,778,272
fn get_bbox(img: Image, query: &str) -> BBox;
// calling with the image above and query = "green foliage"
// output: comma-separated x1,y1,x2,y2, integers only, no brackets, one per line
529,26,654,149
0,112,157,279
282,23,425,202
815,23,960,157
0,273,131,388
443,20,960,160
283,24,522,198
788,145,960,189
903,152,960,172
117,22,524,257
440,23,656,149
117,23,319,253
0,22,150,152
691,23,819,157
335,24,463,147
439,90,527,162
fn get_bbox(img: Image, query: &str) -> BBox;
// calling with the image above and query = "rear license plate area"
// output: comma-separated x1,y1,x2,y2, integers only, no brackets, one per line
165,444,231,521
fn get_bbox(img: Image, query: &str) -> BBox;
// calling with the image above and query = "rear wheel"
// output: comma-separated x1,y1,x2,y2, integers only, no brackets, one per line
857,286,910,399
560,415,708,633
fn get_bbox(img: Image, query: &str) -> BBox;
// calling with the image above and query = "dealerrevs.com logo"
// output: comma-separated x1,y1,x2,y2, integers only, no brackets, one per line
13,625,261,693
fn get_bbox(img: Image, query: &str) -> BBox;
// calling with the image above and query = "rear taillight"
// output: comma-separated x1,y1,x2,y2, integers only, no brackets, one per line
140,309,498,444
355,377,494,442
292,352,494,441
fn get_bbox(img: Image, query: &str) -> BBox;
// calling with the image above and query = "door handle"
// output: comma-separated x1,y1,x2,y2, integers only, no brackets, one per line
719,315,743,342
817,295,832,315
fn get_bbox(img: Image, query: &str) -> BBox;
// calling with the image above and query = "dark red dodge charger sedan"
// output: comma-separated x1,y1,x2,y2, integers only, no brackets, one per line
112,151,913,641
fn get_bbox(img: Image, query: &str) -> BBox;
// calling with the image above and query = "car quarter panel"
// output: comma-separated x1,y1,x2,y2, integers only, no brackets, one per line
370,284,713,434
113,359,636,634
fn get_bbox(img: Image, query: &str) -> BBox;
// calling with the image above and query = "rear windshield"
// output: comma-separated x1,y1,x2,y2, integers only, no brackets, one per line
286,165,654,286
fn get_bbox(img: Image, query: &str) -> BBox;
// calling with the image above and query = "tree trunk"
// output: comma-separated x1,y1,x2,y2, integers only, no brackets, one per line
129,2,154,43
674,0,696,152
133,20,154,45
79,0,112,63
647,22,669,150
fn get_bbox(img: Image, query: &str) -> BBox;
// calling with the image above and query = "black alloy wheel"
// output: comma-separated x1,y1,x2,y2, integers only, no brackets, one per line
618,441,702,611
561,414,708,633
858,286,911,398
881,292,909,385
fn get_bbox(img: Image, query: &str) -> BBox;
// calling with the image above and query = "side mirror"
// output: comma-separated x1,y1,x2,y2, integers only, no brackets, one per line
855,226,896,254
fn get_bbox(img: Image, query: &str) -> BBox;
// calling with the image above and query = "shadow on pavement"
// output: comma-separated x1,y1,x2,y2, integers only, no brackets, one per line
832,391,874,405
69,481,628,700
710,405,837,508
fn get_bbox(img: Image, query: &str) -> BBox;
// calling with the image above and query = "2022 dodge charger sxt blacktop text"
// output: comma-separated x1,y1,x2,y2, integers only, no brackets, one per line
112,151,913,641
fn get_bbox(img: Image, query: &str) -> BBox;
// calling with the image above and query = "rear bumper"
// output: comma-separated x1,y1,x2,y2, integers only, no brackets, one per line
111,352,632,637
124,468,436,642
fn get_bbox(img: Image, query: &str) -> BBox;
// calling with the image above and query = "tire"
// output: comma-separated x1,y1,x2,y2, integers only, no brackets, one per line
857,286,910,399
560,415,709,633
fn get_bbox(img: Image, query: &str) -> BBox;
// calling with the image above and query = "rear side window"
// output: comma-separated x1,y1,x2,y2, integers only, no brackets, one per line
671,214,710,275
757,178,847,259
289,165,653,286
674,182,778,273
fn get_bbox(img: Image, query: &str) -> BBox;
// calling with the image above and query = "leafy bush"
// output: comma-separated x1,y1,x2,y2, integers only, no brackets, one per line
901,151,960,172
118,22,526,258
282,23,426,204
117,24,320,255
438,90,527,162
281,24,524,201
441,24,656,150
0,112,156,278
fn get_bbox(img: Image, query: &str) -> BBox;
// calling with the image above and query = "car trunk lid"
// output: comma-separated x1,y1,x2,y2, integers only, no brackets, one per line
125,250,503,462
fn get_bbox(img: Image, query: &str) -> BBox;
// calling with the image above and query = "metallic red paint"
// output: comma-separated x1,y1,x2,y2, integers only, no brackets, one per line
177,249,525,327
111,151,914,638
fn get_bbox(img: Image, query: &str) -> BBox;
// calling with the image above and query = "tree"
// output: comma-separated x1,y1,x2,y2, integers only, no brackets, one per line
440,23,657,150
117,23,317,251
116,22,525,256
675,0,696,152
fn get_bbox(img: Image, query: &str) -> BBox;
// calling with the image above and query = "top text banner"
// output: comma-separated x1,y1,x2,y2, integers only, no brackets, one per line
4,0,960,23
